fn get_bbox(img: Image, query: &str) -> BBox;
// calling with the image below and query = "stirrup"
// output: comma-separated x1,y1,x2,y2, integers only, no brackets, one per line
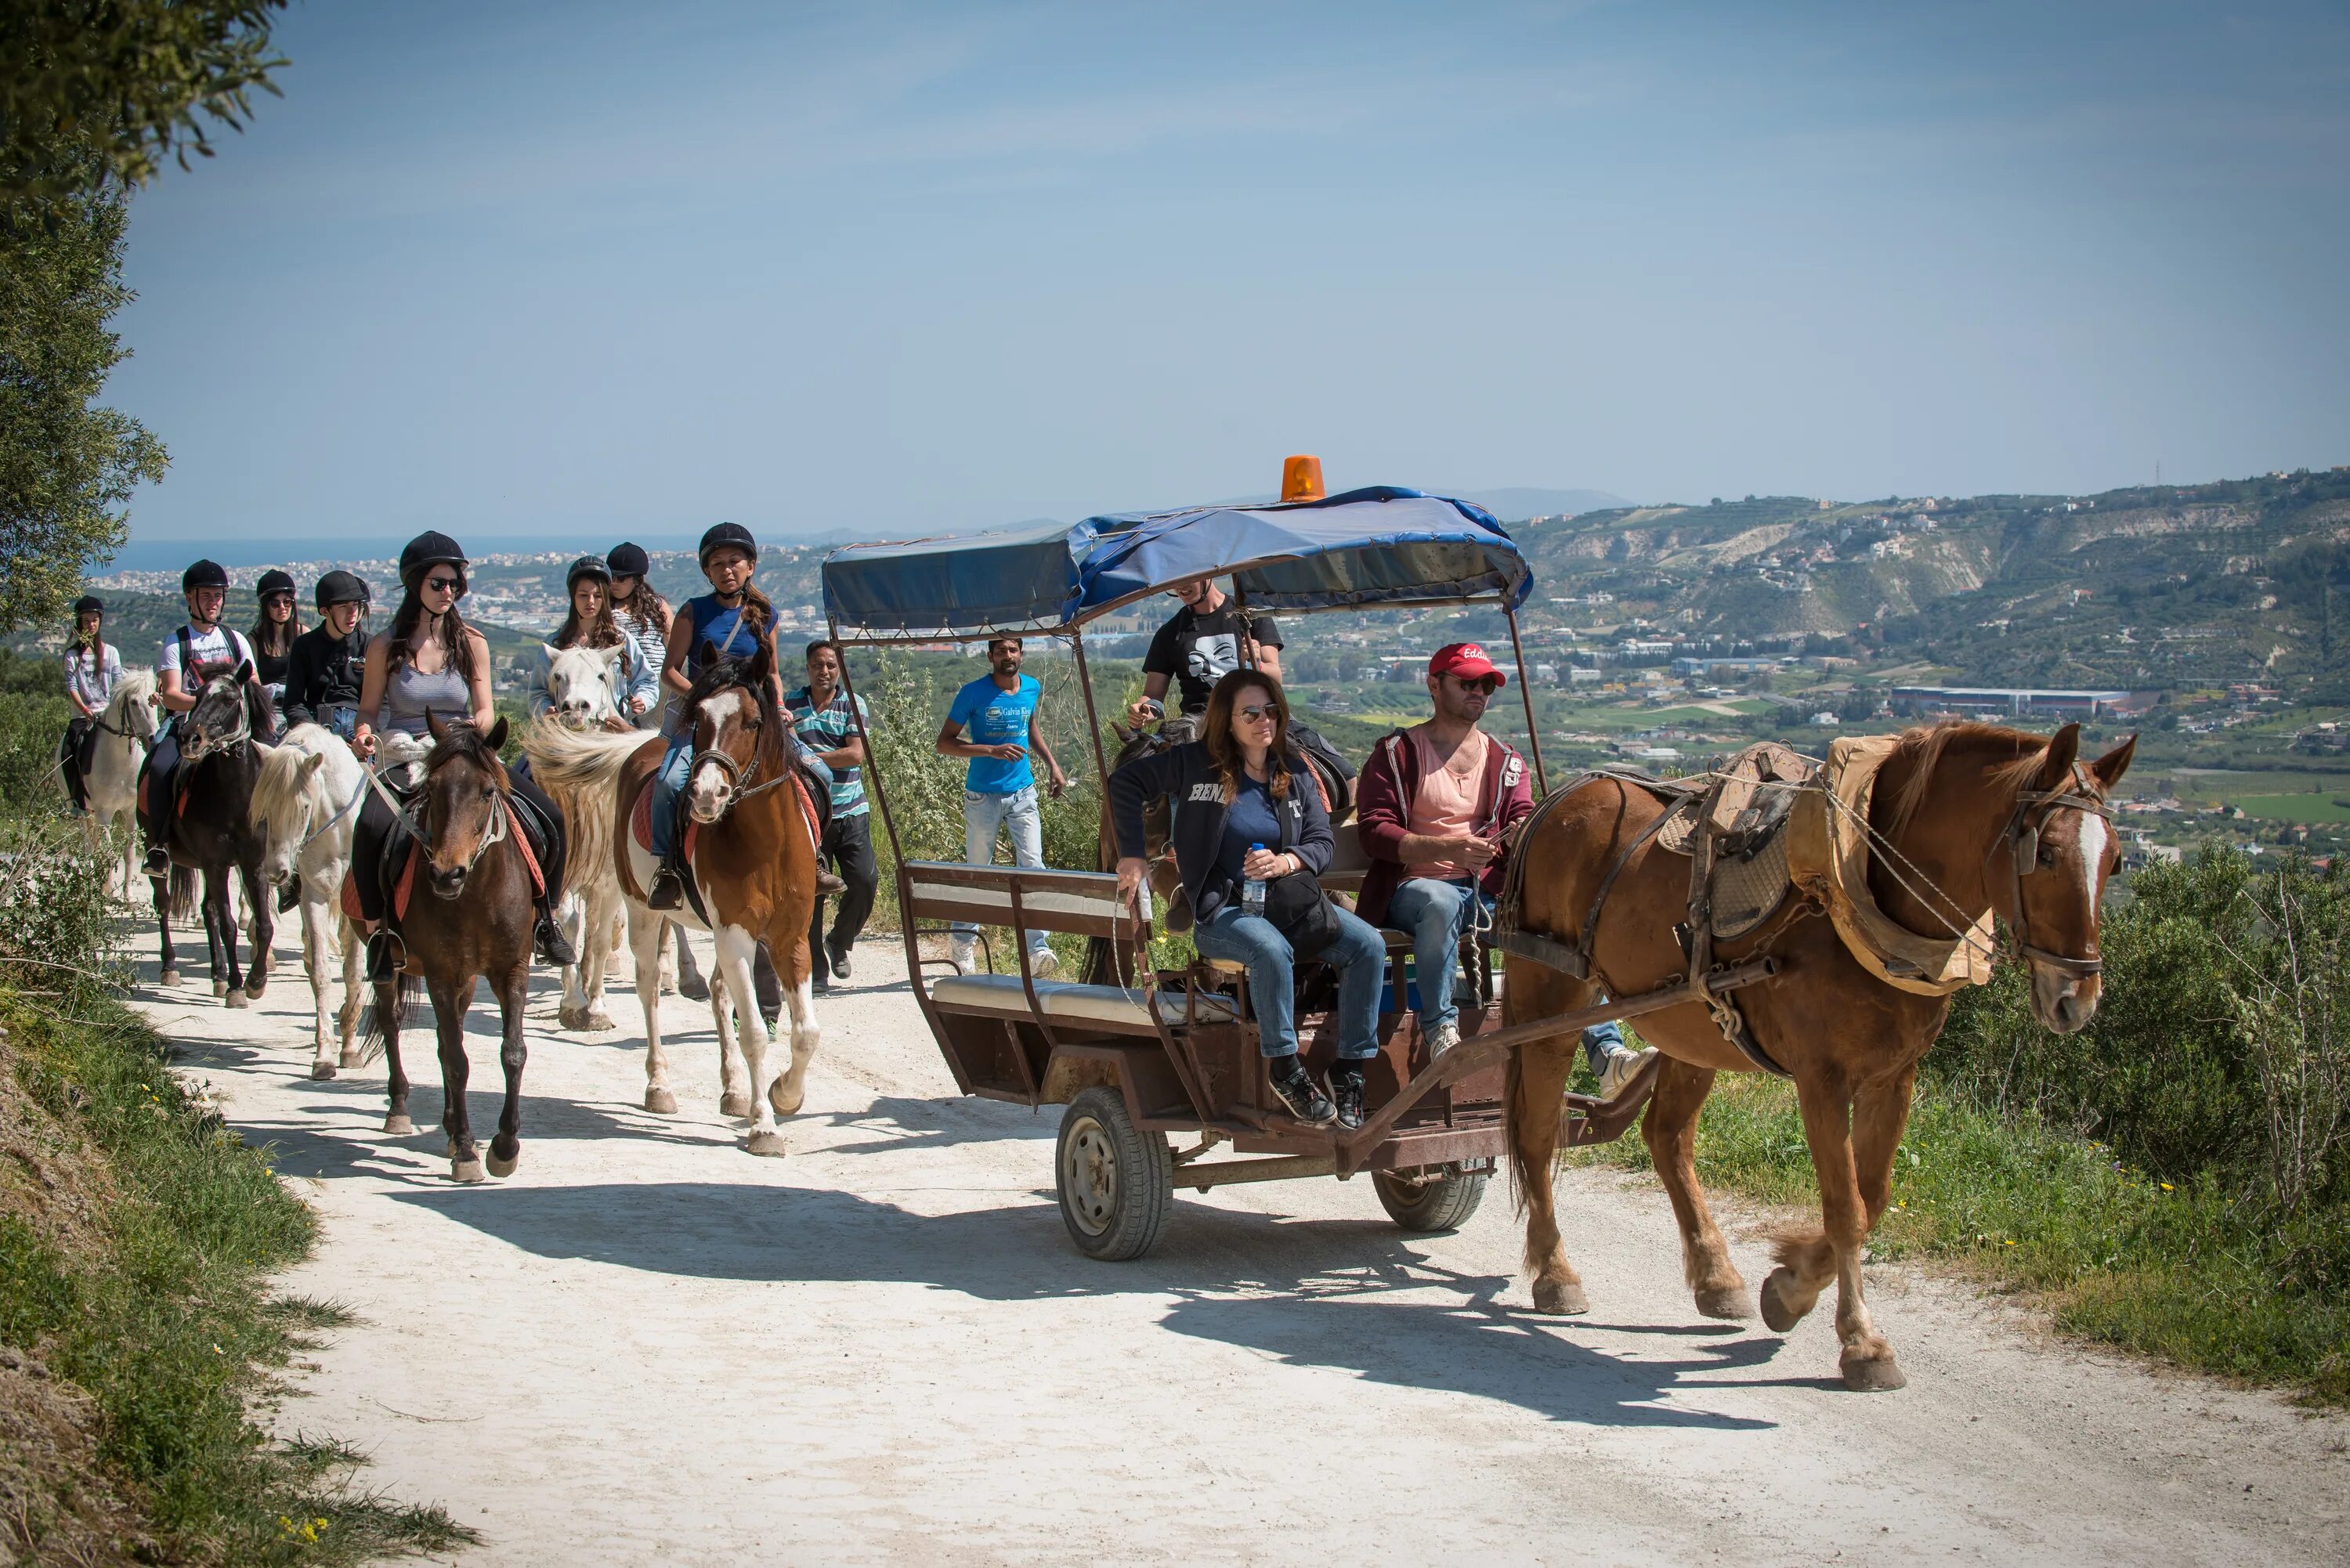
534,912,578,966
366,929,405,982
648,865,685,911
142,847,171,879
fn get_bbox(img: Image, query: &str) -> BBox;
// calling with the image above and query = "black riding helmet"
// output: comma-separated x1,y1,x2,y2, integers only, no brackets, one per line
607,541,650,580
182,558,229,593
255,568,296,600
314,570,370,609
698,522,757,568
566,555,612,591
397,530,468,593
72,594,103,617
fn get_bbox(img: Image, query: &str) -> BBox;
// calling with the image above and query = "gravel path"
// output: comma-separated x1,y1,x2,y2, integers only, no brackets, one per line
131,925,2348,1567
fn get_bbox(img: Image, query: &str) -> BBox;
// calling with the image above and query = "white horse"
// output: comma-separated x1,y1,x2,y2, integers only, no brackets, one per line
536,644,634,1031
251,724,368,1079
520,721,807,1135
81,668,158,898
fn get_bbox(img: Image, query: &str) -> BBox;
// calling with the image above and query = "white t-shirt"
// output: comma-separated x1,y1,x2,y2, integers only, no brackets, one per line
157,625,255,686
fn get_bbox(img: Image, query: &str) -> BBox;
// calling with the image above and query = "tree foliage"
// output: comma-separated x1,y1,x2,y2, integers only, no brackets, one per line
0,140,166,631
1,0,287,201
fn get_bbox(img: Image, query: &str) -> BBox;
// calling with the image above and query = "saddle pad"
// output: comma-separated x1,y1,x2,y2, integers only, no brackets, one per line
1712,827,1791,940
629,779,699,862
1654,797,1704,855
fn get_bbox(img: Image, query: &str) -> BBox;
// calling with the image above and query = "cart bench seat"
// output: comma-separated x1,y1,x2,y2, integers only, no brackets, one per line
930,973,1235,1033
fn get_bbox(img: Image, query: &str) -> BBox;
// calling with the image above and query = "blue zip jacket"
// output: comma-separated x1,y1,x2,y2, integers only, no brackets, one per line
1108,740,1333,926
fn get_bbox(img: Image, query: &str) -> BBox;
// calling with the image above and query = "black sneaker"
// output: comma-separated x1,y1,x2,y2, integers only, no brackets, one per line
826,940,851,980
1267,1055,1336,1126
811,965,832,994
1328,1064,1366,1131
648,866,685,911
142,846,171,880
533,913,578,967
277,881,300,914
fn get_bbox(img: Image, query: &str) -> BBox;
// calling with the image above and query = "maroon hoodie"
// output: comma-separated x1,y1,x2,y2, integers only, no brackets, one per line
1354,725,1537,927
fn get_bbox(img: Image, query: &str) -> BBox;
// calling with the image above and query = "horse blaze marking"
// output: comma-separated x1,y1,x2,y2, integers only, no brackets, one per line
2075,810,2107,903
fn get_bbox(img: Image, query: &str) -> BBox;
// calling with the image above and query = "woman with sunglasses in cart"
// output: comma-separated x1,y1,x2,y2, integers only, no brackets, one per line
348,532,577,978
1111,668,1390,1130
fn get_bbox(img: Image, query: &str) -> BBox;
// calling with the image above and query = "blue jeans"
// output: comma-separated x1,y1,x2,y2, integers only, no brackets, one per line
1194,903,1386,1060
1386,876,1486,1033
953,786,1050,956
1582,1017,1629,1073
651,732,833,862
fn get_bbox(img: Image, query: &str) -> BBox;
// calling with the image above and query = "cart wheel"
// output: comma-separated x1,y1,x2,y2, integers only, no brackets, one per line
1372,1165,1488,1232
1055,1087,1173,1261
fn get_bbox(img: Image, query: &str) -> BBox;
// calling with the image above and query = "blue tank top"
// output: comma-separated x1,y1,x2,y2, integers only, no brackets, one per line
684,594,759,677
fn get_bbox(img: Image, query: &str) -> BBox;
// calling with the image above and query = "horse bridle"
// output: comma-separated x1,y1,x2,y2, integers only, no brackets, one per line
407,766,510,876
1987,760,2113,979
180,680,252,762
689,688,790,816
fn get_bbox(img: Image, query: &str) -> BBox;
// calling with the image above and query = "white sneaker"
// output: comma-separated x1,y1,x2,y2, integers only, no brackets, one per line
1032,947,1060,978
1424,1020,1461,1057
948,940,977,976
1596,1046,1659,1101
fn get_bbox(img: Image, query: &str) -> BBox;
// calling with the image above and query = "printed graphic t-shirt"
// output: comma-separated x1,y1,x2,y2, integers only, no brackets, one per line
1144,602,1284,714
946,674,1041,794
157,625,255,687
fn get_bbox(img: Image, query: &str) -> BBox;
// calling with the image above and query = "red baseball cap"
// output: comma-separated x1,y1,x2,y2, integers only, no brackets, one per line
1428,642,1506,686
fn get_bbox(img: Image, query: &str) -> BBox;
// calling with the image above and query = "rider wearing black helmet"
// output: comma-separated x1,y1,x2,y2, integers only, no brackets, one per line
60,594,121,814
282,570,372,735
139,560,262,876
345,532,577,977
248,568,303,713
533,555,659,723
605,540,671,729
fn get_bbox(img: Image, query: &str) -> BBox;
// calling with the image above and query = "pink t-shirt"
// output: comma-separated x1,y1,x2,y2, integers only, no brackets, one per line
1402,726,1492,881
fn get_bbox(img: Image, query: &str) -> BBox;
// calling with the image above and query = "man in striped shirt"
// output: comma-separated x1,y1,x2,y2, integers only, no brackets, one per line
786,641,879,991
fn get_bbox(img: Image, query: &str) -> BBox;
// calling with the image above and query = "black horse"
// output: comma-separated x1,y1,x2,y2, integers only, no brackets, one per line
152,663,278,1002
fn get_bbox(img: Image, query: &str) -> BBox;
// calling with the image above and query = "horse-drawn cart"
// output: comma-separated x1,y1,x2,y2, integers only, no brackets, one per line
822,484,1771,1259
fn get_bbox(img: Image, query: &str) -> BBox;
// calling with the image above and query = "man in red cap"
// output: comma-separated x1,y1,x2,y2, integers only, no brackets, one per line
1355,644,1655,1088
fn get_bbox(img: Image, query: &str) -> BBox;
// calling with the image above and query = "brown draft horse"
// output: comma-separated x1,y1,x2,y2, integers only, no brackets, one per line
368,714,541,1183
1504,720,2132,1391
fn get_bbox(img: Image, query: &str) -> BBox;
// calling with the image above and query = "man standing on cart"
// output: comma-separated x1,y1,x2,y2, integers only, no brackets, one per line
1123,576,1282,730
935,635,1068,977
1356,643,1656,1094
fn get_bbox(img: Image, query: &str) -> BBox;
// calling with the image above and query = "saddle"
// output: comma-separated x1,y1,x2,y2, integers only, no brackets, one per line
1491,742,1821,1076
339,777,548,928
626,763,826,927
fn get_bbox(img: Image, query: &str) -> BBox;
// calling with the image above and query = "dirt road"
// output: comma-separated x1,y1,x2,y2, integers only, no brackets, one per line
132,927,2348,1567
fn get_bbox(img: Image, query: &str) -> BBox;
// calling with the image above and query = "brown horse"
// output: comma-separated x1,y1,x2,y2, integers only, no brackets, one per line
368,714,542,1183
1503,720,2132,1391
523,641,822,1154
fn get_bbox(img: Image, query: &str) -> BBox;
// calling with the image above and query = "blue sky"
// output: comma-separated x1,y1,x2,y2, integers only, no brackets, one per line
111,1,2350,545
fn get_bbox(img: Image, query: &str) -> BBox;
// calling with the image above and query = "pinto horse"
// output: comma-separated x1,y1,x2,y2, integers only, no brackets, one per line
1503,720,2132,1392
153,664,277,1002
522,641,821,1155
368,714,543,1183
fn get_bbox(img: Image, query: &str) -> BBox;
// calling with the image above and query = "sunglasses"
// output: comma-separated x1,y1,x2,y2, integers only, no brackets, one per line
1448,674,1499,695
1237,703,1278,721
424,575,463,594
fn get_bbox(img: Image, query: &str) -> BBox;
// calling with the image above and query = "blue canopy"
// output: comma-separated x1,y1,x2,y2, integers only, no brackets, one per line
822,487,1530,640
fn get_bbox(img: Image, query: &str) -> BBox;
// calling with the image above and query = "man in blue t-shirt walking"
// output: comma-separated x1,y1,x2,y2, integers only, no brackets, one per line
933,635,1068,976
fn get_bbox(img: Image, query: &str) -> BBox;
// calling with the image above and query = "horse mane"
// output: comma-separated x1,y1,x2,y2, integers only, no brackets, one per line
252,737,319,827
111,666,155,706
681,650,761,712
1882,721,2049,838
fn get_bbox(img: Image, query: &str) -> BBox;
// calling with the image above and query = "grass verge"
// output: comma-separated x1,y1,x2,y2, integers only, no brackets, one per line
0,981,478,1564
1565,1070,2350,1404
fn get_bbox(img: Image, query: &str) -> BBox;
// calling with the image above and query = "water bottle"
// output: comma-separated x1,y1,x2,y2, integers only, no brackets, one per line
1242,844,1268,918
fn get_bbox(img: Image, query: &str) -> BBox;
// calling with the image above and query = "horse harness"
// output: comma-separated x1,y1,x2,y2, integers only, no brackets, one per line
1492,748,1822,1078
1990,760,2113,980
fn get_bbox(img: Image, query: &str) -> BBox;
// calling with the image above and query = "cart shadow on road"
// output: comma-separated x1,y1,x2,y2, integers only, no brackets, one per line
386,1178,1788,1431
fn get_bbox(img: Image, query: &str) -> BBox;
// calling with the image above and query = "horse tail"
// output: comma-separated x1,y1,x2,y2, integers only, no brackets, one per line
357,974,425,1064
167,865,198,925
518,718,647,793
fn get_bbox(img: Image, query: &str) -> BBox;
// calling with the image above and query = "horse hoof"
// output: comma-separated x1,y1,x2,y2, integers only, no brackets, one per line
1759,1267,1812,1334
720,1093,754,1119
1841,1351,1907,1393
310,1062,335,1082
746,1130,788,1158
486,1147,519,1178
339,1049,363,1069
212,980,229,998
1531,1277,1589,1316
224,990,248,1009
451,1158,487,1183
245,978,267,1000
645,1088,678,1115
678,975,710,1003
159,969,179,988
383,1115,415,1136
558,1006,588,1031
768,1081,804,1117
1695,1284,1755,1321
585,1010,614,1032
